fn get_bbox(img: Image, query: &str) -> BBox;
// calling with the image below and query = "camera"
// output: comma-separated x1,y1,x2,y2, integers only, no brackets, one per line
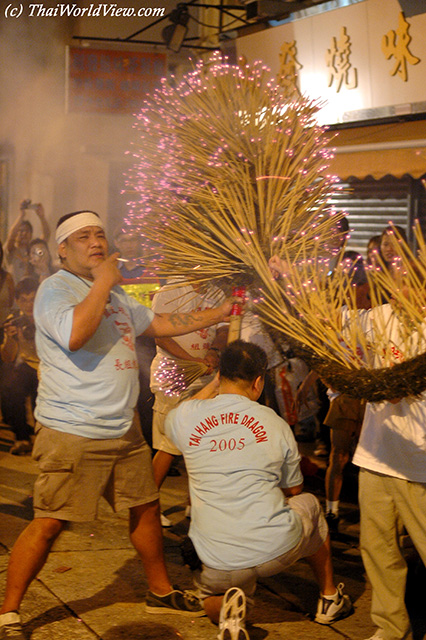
4,313,35,341
22,199,40,211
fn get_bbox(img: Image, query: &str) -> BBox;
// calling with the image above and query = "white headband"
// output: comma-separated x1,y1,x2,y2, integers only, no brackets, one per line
55,212,105,245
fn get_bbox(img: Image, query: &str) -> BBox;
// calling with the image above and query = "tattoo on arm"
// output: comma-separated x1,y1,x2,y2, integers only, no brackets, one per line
168,312,205,328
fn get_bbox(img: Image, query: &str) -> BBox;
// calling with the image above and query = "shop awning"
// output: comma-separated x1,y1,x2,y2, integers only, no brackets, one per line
325,119,426,180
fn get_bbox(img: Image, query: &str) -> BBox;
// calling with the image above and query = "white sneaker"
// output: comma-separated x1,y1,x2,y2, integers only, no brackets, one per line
160,513,172,527
0,611,25,639
218,587,249,640
315,582,353,624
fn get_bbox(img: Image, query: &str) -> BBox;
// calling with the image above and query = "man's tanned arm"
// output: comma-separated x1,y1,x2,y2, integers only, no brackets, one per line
144,300,236,338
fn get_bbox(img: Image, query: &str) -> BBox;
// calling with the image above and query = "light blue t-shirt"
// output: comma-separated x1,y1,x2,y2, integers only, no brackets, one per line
165,393,303,570
34,269,154,438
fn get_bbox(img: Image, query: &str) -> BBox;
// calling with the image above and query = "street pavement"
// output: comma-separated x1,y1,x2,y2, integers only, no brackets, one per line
1,420,425,640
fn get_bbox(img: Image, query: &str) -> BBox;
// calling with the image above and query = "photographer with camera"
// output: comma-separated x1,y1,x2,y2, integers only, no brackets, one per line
0,277,39,455
5,200,50,283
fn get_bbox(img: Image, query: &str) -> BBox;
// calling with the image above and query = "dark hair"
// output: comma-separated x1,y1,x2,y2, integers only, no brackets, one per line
342,250,362,263
367,234,381,248
19,219,33,234
56,210,100,228
15,277,39,299
379,224,410,267
335,215,349,235
219,340,268,382
380,224,408,245
340,250,367,285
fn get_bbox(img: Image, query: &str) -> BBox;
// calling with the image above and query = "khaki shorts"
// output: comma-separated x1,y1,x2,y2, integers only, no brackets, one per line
32,413,159,521
194,493,328,603
152,393,182,455
324,394,366,438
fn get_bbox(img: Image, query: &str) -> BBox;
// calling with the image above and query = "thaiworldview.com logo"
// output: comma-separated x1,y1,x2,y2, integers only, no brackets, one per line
20,3,166,18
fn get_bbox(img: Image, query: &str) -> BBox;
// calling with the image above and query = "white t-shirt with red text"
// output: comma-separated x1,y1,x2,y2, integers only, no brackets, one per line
350,304,426,482
150,281,225,394
165,393,303,570
34,269,154,438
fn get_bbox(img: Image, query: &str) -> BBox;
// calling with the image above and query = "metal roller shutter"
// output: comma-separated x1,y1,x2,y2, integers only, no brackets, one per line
328,175,426,257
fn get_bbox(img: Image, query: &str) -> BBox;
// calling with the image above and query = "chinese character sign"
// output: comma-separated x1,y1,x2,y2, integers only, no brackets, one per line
325,26,358,92
382,11,420,82
277,40,302,95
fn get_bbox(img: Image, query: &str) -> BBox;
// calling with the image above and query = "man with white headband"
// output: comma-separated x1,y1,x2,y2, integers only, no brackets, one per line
0,210,240,638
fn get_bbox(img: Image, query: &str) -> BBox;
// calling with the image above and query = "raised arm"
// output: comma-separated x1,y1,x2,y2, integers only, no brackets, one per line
5,207,26,254
0,320,19,363
144,297,237,339
35,204,50,243
68,254,122,351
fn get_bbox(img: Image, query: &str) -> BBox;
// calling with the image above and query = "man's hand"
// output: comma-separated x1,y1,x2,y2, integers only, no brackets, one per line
3,319,18,340
218,295,246,322
19,199,30,213
1,319,19,362
91,252,123,289
35,203,46,219
69,254,123,351
203,348,220,373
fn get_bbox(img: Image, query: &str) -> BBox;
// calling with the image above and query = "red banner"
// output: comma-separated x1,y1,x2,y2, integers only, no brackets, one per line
66,47,166,114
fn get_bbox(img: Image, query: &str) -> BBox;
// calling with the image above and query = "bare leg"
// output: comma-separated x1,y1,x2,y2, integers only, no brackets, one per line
204,595,223,623
129,499,173,595
305,534,336,596
152,450,175,489
0,518,65,614
325,429,351,502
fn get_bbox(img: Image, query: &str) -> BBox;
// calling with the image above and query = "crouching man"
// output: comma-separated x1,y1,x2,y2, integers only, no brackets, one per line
165,339,352,640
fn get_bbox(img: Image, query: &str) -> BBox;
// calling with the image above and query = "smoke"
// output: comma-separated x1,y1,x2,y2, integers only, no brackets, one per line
0,10,74,233
0,1,192,238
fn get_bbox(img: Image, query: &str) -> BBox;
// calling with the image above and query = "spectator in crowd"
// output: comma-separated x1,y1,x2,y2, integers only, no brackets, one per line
0,210,240,639
165,340,352,639
28,238,55,284
366,234,381,267
372,225,411,304
313,215,351,455
379,225,409,273
0,277,39,455
0,241,15,341
113,227,145,280
296,251,370,534
5,201,50,283
325,251,369,521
